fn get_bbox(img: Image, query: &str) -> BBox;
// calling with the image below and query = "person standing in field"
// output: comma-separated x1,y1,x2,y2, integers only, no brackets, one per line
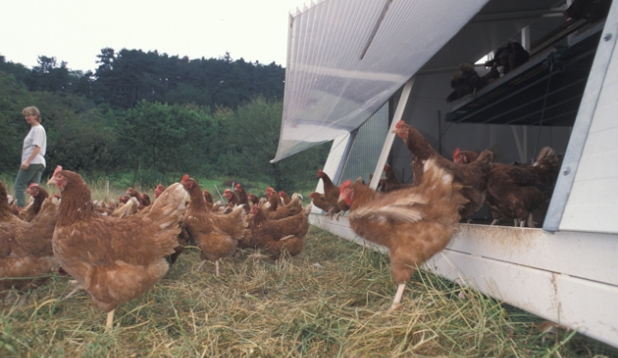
15,106,47,209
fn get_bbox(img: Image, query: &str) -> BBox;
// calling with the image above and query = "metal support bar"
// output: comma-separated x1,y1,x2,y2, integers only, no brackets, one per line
369,78,414,190
511,125,527,163
544,0,618,232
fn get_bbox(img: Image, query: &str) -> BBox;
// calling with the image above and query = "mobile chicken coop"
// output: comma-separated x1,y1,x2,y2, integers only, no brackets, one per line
272,0,618,348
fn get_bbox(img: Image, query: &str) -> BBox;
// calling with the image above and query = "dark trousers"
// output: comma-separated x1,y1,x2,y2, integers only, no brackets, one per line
15,164,45,207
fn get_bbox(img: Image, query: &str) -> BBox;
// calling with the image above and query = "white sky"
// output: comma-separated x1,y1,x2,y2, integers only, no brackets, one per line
1,0,308,72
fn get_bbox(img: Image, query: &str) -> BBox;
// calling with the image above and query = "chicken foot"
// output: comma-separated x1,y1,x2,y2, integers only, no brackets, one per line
386,283,407,314
526,212,537,228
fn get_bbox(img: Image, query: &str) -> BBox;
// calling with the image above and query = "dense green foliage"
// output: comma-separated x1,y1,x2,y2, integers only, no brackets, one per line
0,50,329,192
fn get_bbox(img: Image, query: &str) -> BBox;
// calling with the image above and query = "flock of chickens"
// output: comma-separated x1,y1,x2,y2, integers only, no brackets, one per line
446,41,530,103
0,168,311,330
0,118,561,327
447,0,612,103
310,120,560,311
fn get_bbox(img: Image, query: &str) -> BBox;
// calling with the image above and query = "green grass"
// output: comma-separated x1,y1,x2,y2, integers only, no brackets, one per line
1,177,616,357
2,227,616,357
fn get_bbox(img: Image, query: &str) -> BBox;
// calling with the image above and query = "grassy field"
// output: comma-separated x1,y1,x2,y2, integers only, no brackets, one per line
1,225,616,357
1,177,616,357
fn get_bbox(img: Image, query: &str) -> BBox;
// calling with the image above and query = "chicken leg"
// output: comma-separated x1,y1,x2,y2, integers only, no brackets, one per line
196,260,207,272
386,283,407,314
106,309,115,332
526,212,537,228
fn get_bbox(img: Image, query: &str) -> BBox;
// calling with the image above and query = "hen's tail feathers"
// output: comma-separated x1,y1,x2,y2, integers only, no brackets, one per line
476,149,494,165
421,158,469,207
146,183,187,254
111,197,139,218
534,147,558,167
291,192,304,201
148,183,186,220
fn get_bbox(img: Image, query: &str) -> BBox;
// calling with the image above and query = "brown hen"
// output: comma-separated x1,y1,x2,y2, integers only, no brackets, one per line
249,204,311,259
181,175,246,276
0,195,59,303
18,183,49,222
338,158,467,312
48,166,186,330
393,120,493,220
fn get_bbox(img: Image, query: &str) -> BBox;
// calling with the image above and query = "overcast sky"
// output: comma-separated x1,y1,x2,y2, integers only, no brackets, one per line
1,0,307,72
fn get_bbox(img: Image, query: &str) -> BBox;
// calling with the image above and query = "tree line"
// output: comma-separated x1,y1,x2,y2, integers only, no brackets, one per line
0,49,329,192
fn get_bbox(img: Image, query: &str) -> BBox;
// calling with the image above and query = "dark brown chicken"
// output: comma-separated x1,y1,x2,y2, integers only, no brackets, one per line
284,193,304,216
379,164,412,192
453,148,480,164
125,187,151,208
234,184,249,206
18,183,49,222
310,192,331,213
0,195,59,302
317,169,345,216
478,62,500,88
278,190,291,205
565,0,611,23
446,63,481,103
393,120,493,220
249,204,311,259
263,187,291,220
485,147,559,227
338,158,467,312
247,193,259,207
508,41,530,74
181,175,245,276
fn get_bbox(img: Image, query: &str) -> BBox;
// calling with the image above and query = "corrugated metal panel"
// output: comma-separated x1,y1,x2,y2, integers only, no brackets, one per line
339,103,389,185
272,0,491,162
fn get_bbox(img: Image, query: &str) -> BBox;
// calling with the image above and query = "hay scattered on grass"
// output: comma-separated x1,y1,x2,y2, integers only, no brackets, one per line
1,227,616,357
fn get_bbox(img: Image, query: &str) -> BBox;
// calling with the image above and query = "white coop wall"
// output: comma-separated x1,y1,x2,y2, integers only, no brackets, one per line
559,31,618,234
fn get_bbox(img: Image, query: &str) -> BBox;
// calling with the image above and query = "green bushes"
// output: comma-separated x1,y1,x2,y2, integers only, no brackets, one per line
0,70,328,191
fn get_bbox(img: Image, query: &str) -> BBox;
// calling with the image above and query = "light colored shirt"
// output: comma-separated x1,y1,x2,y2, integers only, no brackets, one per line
22,125,47,167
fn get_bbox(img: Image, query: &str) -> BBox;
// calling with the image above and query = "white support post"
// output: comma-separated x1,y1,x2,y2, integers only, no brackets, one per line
511,125,528,163
521,26,531,51
523,126,528,162
369,78,415,190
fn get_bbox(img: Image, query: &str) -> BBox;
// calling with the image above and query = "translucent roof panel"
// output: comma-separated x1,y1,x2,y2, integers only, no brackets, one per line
272,0,491,162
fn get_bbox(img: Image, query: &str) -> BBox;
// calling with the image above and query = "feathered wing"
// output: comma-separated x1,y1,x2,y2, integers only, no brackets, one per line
350,194,427,223
52,182,186,311
0,197,58,292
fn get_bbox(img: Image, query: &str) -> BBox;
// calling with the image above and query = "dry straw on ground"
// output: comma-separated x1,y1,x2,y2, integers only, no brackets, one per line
1,226,615,357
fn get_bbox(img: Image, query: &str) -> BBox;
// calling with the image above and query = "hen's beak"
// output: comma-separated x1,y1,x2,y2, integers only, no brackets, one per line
47,177,57,187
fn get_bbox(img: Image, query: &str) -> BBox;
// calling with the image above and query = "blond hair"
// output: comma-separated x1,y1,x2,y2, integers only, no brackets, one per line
22,106,41,122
